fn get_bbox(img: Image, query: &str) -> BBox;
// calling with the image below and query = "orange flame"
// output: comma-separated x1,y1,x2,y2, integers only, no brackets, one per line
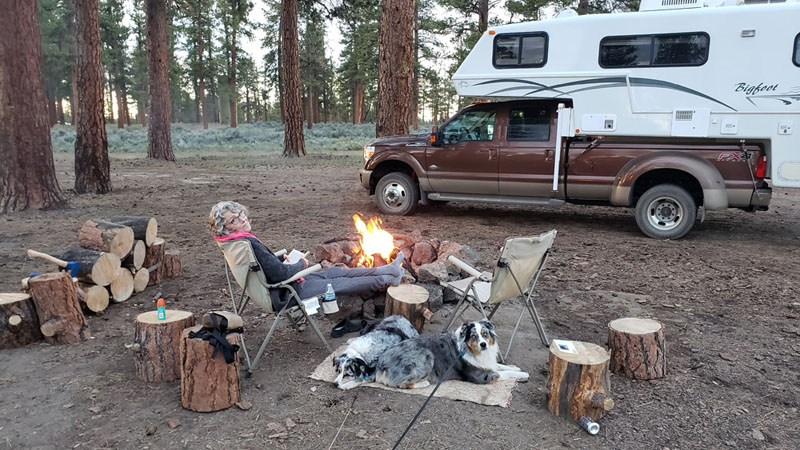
353,214,396,267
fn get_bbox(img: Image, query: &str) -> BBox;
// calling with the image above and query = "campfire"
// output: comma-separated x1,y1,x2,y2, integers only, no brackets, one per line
352,214,397,268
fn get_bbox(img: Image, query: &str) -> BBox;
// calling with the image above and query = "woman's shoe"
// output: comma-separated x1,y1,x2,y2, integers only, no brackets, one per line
330,318,363,338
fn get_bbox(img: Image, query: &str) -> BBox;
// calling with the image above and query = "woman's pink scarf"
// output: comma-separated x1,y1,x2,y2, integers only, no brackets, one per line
213,231,262,243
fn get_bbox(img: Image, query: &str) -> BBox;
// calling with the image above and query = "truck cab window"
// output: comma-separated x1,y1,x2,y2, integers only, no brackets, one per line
441,110,496,145
507,107,550,141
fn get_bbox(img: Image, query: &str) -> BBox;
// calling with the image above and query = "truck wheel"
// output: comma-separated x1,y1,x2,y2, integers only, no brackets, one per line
375,172,419,215
635,184,697,240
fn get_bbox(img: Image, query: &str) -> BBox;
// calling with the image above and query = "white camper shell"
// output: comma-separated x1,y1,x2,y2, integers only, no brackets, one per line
452,1,800,187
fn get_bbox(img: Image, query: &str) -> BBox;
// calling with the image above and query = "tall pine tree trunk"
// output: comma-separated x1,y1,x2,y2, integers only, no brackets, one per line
0,0,65,212
376,0,414,137
478,0,489,33
306,85,312,130
116,84,125,129
197,10,207,130
145,0,175,161
71,66,79,126
280,0,304,157
48,91,58,126
353,81,363,125
122,83,131,125
75,0,111,194
57,97,65,124
229,26,238,128
411,1,419,130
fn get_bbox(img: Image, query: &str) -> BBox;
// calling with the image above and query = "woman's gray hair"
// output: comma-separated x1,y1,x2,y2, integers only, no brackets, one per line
209,201,248,236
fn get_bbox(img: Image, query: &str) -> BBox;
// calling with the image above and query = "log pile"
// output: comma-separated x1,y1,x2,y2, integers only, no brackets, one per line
13,215,183,348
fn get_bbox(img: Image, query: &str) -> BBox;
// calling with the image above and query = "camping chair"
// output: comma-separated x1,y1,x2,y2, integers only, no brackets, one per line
441,229,557,359
217,239,333,378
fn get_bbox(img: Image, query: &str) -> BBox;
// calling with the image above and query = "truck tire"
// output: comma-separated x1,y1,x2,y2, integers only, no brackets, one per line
375,172,419,216
635,184,697,240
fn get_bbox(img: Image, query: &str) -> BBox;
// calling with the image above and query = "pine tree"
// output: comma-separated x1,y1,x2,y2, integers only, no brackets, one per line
0,0,66,212
218,0,253,128
74,0,111,194
335,0,379,124
376,0,414,137
281,0,305,156
99,0,131,129
145,0,175,160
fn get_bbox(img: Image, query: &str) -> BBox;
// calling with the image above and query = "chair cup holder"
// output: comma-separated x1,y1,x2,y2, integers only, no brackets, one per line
321,299,339,314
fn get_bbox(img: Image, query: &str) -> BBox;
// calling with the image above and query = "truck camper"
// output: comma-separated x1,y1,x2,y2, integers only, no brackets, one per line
359,0,800,239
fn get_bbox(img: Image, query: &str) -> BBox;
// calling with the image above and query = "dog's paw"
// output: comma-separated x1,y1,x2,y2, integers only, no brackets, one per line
484,371,500,383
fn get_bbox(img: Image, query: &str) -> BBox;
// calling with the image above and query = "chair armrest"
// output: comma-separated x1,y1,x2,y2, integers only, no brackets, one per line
448,255,483,279
275,249,287,257
280,263,322,285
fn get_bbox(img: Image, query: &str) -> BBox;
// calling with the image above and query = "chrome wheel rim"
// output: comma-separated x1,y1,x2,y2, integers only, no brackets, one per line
646,196,684,231
381,181,408,211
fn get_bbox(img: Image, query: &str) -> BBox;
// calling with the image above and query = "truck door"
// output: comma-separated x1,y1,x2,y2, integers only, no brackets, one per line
498,105,557,198
425,106,499,195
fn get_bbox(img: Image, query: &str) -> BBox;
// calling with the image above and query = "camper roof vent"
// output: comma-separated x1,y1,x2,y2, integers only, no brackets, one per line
639,0,702,11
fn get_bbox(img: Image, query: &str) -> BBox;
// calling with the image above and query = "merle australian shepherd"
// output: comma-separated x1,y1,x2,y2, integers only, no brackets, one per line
333,315,419,390
373,320,529,389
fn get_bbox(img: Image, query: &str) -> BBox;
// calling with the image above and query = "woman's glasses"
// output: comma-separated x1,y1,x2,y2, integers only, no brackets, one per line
227,210,248,225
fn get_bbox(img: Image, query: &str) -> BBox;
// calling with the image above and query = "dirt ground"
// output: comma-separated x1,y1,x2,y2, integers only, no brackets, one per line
1,150,799,450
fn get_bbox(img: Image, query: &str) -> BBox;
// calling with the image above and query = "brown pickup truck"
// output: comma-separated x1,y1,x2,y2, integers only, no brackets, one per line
359,99,772,239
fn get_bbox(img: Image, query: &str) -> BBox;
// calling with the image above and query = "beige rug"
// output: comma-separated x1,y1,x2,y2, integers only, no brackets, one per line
309,343,519,407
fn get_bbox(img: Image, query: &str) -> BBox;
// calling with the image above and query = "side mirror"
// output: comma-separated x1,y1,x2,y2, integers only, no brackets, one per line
430,126,441,147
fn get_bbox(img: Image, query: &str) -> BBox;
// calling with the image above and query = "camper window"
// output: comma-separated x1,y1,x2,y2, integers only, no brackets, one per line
600,32,709,68
441,109,496,145
507,107,551,141
794,33,799,67
493,33,548,68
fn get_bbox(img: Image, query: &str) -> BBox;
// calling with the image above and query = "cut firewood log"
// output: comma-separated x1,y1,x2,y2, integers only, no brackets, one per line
110,216,158,246
547,340,614,421
78,283,109,313
163,250,182,278
78,219,135,259
142,238,165,286
0,293,43,349
131,310,195,382
181,325,241,411
132,268,149,293
385,284,432,333
109,267,134,302
28,273,90,344
59,248,121,286
608,317,666,380
122,240,146,270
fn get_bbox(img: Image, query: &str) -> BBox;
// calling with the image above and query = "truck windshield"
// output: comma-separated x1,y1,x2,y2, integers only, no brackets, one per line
441,110,496,144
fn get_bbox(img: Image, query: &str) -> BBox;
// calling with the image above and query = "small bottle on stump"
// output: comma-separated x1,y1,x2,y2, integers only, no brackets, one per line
157,298,166,321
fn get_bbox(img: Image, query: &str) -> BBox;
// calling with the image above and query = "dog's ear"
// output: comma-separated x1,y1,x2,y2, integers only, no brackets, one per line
333,355,345,370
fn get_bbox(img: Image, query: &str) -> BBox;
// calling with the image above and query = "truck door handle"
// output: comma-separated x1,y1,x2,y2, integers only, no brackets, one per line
482,149,498,160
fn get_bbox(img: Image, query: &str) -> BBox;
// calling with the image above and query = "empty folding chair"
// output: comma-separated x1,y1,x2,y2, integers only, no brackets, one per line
441,229,557,358
217,239,333,377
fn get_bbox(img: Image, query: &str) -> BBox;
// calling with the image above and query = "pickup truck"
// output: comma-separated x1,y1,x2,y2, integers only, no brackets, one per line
359,100,772,239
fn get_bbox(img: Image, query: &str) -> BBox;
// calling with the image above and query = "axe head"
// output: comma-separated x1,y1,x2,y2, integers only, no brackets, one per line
64,261,81,277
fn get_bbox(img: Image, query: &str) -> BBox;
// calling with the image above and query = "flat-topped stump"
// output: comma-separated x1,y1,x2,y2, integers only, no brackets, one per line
132,310,195,382
180,325,241,412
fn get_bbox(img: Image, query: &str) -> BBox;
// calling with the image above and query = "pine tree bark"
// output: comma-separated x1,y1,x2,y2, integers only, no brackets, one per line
376,0,414,137
197,9,208,130
353,81,363,125
478,0,489,34
74,0,111,194
0,0,66,213
229,26,238,128
56,97,65,125
145,0,175,161
280,0,305,157
306,85,313,130
411,2,419,130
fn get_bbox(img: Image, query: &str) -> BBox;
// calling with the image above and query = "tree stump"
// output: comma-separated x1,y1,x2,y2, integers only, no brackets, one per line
181,325,241,412
131,310,195,382
142,238,165,286
78,219,135,258
110,216,158,246
547,340,614,421
385,284,432,333
28,273,90,344
122,240,145,270
163,250,182,278
109,267,134,302
60,248,121,286
78,284,109,313
0,293,43,349
608,317,666,380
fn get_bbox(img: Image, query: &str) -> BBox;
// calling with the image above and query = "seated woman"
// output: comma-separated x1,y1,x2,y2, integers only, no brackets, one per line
209,201,404,311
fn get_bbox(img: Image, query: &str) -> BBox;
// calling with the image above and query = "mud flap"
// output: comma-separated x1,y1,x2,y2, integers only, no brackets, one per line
698,205,706,223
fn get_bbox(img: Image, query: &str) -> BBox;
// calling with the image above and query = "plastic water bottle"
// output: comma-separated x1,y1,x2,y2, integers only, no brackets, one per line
579,416,600,435
157,298,166,321
324,283,336,302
